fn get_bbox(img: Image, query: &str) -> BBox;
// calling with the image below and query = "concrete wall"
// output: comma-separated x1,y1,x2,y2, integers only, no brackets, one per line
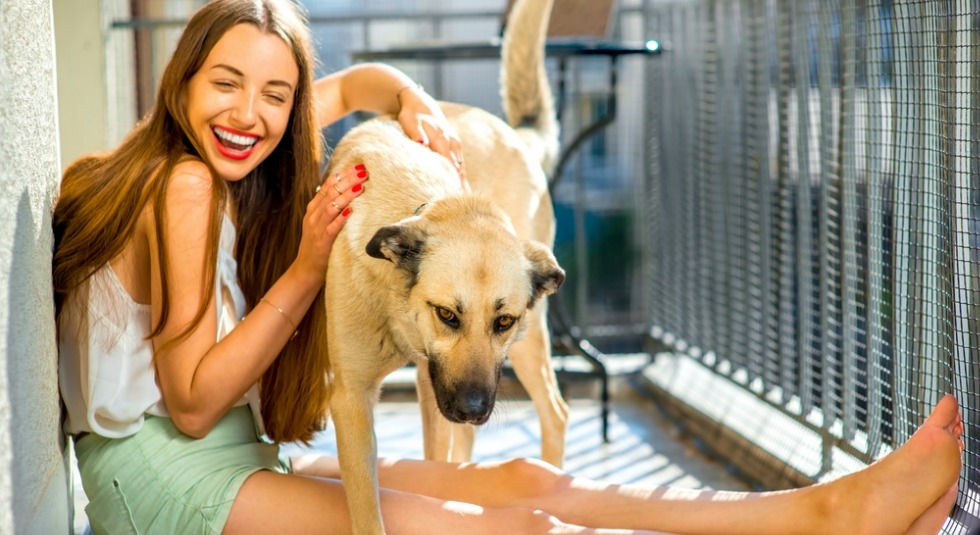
0,0,71,533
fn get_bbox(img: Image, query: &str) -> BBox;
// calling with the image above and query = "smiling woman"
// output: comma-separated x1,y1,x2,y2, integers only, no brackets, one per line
184,24,298,179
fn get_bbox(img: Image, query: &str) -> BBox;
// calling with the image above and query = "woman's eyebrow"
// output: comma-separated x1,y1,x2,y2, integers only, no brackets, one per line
210,64,294,91
210,63,244,77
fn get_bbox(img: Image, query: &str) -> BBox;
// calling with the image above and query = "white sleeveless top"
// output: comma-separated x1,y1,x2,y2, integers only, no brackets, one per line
59,215,264,438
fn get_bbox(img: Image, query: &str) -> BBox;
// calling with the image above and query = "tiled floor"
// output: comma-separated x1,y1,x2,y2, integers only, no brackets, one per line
283,373,750,491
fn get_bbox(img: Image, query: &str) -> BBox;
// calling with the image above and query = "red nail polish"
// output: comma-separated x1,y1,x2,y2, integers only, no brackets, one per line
418,139,425,144
352,183,363,193
355,164,365,171
356,170,367,179
342,207,352,217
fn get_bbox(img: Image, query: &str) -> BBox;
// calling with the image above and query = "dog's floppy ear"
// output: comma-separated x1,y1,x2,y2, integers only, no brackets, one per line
524,240,565,307
366,224,427,274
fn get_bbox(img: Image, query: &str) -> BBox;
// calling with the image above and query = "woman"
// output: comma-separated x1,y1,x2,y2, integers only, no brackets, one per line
53,0,964,533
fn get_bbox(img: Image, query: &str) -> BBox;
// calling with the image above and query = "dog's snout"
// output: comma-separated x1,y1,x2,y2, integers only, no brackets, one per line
454,387,492,423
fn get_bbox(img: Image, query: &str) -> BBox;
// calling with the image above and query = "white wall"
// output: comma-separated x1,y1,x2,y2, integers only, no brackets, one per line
53,0,108,168
0,0,71,533
54,0,136,168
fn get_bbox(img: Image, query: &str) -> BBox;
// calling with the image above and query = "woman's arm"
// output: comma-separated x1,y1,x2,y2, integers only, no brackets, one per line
148,160,359,438
314,63,416,126
315,63,466,183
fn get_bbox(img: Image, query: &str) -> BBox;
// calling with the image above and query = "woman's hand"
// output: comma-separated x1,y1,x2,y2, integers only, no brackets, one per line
396,86,468,187
293,163,368,282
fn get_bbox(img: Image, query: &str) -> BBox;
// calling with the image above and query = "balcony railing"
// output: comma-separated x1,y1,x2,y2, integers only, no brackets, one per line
644,1,979,531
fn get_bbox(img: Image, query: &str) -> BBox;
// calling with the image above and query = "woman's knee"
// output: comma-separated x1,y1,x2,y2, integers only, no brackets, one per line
496,457,570,500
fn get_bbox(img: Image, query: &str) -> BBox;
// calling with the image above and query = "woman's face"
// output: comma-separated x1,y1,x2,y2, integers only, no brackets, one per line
185,23,299,181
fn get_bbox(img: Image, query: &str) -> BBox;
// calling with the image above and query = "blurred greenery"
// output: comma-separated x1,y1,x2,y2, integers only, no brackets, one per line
552,204,637,325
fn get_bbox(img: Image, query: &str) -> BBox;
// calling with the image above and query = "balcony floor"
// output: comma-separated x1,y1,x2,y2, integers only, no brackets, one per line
283,371,751,491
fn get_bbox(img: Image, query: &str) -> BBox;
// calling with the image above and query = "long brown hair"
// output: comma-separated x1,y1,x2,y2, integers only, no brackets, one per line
52,0,329,443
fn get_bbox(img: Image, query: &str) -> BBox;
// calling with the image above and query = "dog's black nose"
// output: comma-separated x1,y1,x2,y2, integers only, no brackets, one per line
453,387,493,424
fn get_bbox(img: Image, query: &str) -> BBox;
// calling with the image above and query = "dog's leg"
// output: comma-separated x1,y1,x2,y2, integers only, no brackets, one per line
416,361,455,462
330,375,386,535
417,363,477,462
508,305,569,467
452,424,477,463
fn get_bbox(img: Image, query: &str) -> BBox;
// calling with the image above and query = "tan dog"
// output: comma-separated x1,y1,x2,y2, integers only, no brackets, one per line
322,0,564,532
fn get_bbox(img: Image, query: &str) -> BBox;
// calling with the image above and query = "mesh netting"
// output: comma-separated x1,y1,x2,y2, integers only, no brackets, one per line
644,0,979,531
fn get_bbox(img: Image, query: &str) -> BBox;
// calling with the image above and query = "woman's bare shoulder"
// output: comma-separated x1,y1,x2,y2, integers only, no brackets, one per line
167,159,215,201
116,159,214,303
143,158,217,245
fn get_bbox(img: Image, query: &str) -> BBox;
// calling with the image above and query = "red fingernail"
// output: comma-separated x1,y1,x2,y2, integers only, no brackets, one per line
357,170,367,179
342,207,352,217
355,164,365,171
418,139,425,144
352,183,363,193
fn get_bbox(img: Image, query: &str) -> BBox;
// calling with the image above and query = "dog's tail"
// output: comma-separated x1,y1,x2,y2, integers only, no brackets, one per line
500,0,559,177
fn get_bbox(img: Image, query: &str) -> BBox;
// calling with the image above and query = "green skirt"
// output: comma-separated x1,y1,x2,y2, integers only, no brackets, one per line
75,405,290,535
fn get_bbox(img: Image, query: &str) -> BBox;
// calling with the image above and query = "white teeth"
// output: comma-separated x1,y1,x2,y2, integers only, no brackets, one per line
214,127,258,148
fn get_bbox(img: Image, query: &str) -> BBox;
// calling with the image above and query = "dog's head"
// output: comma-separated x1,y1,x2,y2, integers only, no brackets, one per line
365,195,564,425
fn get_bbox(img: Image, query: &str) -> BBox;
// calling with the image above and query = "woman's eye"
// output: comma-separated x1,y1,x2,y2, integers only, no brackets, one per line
264,93,287,104
495,316,515,332
436,307,459,328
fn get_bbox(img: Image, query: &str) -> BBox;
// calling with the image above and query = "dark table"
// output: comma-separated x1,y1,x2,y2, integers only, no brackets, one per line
352,37,660,60
353,38,663,442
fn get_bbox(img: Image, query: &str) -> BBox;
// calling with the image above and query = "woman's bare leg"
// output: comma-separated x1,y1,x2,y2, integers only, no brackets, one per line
903,483,958,535
223,469,677,534
294,394,964,535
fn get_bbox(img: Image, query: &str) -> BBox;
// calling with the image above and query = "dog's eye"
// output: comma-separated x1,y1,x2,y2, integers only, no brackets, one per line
436,307,460,328
494,315,515,333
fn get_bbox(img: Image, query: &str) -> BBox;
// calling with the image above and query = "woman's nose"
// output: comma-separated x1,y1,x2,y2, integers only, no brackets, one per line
230,90,258,127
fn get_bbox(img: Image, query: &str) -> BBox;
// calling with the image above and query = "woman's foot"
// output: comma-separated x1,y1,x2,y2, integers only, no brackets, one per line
902,404,965,535
824,394,963,535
